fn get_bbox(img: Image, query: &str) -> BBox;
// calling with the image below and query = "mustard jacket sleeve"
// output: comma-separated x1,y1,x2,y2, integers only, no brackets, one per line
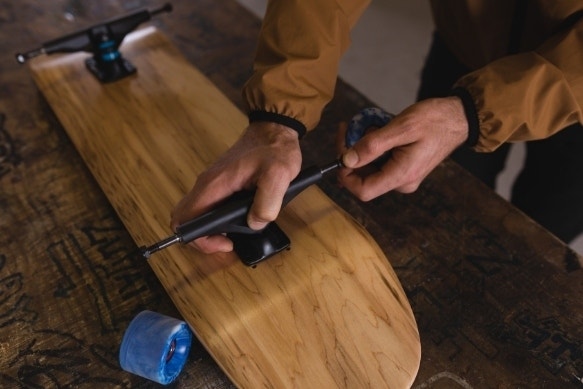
455,11,583,152
242,0,370,136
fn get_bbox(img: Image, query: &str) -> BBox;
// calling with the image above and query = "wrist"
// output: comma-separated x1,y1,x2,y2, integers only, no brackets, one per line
248,110,307,139
449,87,479,147
245,121,301,156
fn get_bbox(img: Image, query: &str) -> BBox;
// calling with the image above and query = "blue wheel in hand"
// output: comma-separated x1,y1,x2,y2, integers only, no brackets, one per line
346,107,394,147
119,310,192,385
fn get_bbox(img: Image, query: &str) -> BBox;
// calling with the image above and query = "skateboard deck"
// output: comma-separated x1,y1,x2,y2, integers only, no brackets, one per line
29,26,421,388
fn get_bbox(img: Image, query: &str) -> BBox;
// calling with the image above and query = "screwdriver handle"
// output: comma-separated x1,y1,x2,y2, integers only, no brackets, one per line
176,163,338,244
282,165,325,207
176,192,252,242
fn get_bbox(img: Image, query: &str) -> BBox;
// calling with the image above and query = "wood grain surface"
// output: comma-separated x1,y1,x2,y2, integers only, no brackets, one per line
2,0,582,388
29,27,421,388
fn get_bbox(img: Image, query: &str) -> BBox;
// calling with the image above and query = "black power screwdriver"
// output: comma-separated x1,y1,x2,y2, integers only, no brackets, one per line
141,160,342,259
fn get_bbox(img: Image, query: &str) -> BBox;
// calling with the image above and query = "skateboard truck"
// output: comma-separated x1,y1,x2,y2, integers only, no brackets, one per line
142,160,342,266
15,3,172,83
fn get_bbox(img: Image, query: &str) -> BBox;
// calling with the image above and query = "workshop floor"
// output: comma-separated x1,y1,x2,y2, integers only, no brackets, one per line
237,0,583,254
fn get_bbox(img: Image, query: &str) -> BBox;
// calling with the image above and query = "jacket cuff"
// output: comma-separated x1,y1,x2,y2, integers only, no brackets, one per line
248,111,307,139
450,87,479,148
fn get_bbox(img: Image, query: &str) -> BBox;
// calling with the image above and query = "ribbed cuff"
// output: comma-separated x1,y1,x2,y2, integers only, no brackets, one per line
450,87,479,148
248,111,307,139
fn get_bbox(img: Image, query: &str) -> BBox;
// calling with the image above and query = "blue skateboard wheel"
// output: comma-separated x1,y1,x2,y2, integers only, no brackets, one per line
346,107,394,147
119,310,192,385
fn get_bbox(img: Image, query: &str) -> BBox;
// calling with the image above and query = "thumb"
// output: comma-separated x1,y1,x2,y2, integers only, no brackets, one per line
342,148,360,168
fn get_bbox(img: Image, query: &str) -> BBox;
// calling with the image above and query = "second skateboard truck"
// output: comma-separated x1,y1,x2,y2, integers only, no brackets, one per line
16,3,172,83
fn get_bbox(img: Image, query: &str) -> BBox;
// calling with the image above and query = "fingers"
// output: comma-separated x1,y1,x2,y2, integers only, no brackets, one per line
338,146,423,200
338,97,469,201
190,235,233,254
170,168,241,254
338,119,414,199
170,165,239,230
246,125,302,229
171,122,302,254
342,120,413,169
247,163,295,230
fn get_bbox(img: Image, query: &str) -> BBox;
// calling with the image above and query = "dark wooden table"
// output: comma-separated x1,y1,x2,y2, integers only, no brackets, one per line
1,0,582,388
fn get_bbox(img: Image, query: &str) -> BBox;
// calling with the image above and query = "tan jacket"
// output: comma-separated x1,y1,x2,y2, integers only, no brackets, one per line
242,0,583,152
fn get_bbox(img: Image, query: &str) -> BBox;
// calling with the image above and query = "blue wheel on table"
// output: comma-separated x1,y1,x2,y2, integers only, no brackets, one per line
117,106,391,385
119,310,193,385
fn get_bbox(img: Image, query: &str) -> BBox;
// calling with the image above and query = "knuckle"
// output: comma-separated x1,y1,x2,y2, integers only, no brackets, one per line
398,176,421,193
191,239,213,254
398,184,420,194
253,208,278,223
360,193,375,202
352,187,375,202
359,137,382,156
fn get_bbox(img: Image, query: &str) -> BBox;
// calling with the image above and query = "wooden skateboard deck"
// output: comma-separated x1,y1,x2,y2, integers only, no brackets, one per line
29,26,420,388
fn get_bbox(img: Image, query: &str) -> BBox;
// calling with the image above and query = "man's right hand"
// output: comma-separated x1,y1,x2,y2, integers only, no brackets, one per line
171,121,302,254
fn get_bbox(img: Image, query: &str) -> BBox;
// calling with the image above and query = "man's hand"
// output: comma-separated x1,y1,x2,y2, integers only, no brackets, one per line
171,121,302,254
338,97,469,200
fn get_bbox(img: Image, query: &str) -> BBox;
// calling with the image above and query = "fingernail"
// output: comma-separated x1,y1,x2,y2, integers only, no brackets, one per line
343,149,358,167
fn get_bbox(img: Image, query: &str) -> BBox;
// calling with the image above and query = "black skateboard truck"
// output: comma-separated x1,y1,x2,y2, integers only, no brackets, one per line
227,222,291,267
16,3,172,83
